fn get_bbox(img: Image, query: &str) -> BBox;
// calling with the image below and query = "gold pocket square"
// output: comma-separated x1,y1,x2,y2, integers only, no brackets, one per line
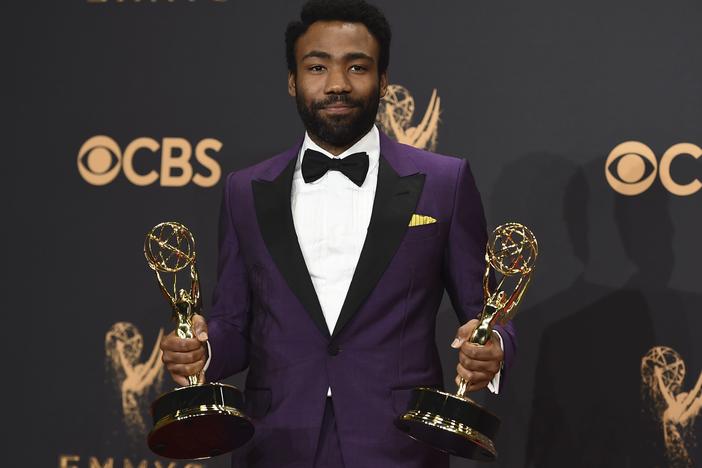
408,214,437,227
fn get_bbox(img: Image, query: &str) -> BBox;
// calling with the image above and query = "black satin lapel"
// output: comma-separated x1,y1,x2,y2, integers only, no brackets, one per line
252,159,330,339
331,156,425,339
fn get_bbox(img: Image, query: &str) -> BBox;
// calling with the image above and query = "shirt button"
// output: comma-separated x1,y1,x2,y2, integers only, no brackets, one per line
327,343,340,356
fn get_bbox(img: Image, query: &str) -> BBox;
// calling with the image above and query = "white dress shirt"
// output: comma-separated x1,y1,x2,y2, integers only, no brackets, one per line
292,126,380,338
206,125,502,395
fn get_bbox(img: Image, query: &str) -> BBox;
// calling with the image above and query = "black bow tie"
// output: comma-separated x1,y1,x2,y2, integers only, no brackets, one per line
301,149,370,187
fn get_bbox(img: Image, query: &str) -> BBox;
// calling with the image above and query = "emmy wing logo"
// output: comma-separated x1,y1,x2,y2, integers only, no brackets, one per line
377,84,441,151
641,346,702,467
105,322,165,441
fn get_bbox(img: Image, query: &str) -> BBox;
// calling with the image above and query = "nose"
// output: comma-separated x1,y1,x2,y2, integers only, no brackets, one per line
324,67,351,94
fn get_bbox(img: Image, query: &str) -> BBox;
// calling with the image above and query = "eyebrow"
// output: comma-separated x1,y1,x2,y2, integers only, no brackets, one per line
301,50,375,62
345,52,374,62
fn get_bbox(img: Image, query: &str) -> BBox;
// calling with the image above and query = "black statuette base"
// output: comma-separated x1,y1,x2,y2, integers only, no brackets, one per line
395,387,500,461
148,382,254,460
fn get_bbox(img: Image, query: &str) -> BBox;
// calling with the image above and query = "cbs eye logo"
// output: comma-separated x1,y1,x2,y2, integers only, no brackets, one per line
605,141,701,196
77,135,222,187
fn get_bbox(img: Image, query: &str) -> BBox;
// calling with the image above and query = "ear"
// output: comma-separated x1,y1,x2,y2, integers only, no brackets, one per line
287,71,297,97
379,71,388,99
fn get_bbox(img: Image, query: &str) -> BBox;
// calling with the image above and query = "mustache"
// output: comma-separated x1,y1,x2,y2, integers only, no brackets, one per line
310,94,364,111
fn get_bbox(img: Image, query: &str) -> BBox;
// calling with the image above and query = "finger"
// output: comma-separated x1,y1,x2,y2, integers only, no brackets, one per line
161,333,202,353
470,380,489,392
171,373,190,387
192,314,208,341
162,347,206,365
456,363,492,386
460,340,503,361
451,319,479,348
165,361,205,378
454,374,489,392
458,355,501,374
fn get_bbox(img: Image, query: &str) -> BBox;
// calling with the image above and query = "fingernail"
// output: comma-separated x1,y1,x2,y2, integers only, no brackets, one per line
451,338,462,348
198,332,208,341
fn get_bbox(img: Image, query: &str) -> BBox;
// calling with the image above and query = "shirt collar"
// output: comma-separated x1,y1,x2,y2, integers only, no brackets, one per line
297,125,380,170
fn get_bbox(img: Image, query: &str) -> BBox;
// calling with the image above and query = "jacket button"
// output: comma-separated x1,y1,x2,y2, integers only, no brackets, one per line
327,343,340,356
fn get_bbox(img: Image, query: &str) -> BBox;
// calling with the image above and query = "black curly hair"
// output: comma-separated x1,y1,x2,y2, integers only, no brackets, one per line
285,0,392,76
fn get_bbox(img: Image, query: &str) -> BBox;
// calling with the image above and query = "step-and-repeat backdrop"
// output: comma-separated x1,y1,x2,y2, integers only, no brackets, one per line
8,1,701,467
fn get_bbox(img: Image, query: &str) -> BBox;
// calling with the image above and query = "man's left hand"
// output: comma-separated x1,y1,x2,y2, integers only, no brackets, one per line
451,319,504,392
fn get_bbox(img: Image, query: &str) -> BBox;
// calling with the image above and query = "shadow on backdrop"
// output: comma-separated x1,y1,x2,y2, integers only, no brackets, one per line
524,159,699,467
443,152,614,468
481,153,612,468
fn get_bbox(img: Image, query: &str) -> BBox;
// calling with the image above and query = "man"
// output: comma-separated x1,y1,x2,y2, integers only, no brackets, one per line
160,1,515,467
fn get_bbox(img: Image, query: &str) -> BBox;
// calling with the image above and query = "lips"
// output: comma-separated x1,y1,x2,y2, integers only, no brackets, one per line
322,105,356,115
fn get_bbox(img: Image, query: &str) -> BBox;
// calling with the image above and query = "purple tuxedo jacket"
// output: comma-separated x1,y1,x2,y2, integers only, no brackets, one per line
206,132,516,468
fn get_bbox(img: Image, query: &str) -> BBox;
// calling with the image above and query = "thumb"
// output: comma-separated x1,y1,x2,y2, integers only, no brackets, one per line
192,314,208,342
451,319,479,348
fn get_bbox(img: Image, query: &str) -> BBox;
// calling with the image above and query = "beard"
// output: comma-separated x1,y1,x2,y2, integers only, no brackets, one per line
296,86,380,148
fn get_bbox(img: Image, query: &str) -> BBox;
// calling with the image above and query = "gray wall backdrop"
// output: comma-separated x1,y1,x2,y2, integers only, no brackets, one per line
7,1,702,467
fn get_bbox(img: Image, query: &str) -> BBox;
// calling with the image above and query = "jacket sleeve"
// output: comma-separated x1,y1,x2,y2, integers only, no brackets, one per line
441,158,517,375
205,172,252,381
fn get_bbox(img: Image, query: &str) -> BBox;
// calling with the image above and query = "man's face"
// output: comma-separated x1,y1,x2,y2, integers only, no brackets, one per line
288,21,388,149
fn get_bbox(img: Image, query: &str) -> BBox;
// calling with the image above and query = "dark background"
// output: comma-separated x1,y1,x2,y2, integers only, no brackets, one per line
6,1,701,467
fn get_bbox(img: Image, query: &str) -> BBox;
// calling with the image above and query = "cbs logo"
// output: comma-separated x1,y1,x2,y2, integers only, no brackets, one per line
77,135,222,187
605,141,701,196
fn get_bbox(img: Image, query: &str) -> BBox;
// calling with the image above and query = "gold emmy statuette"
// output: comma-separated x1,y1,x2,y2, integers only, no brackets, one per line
144,222,253,459
395,222,538,461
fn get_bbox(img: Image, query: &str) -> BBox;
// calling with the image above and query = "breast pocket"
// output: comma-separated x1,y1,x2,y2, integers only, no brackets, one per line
402,222,441,242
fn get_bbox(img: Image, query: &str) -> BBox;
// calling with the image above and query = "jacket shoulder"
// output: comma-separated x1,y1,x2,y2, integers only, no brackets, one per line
224,148,298,189
397,142,472,180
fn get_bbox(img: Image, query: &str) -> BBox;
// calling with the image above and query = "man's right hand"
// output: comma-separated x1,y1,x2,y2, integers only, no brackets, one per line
160,313,208,387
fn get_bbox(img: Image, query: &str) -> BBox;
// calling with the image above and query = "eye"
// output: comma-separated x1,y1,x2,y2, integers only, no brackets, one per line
606,151,655,185
77,135,122,185
349,65,367,72
308,65,326,73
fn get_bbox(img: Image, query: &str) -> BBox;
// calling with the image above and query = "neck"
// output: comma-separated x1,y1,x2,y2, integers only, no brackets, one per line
308,128,372,156
307,134,355,156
